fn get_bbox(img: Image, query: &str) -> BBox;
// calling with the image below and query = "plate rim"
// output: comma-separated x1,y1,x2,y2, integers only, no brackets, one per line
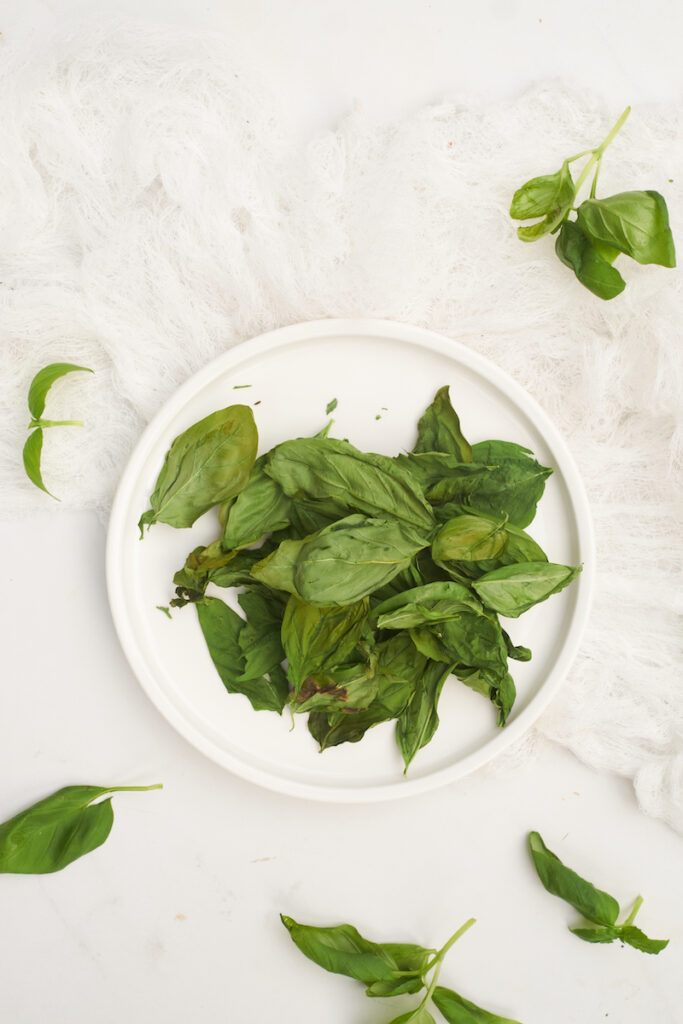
106,317,595,803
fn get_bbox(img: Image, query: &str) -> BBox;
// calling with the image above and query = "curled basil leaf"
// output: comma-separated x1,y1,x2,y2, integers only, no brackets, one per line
28,362,94,421
528,831,619,926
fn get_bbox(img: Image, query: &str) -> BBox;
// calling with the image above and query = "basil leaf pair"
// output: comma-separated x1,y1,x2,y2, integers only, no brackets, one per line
511,107,676,299
528,832,668,954
0,783,161,874
23,362,94,499
282,914,521,1023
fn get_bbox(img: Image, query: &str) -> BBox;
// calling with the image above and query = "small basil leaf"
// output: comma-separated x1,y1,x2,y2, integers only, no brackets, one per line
139,404,258,534
510,161,575,221
372,581,484,630
236,588,286,681
528,831,620,926
326,397,338,414
576,190,676,267
22,429,58,499
413,385,472,462
473,562,581,617
454,664,516,726
396,659,454,770
27,362,93,420
0,783,161,874
555,220,626,300
222,455,292,550
432,985,522,1024
617,926,669,955
365,940,432,997
432,515,508,562
502,630,532,662
280,915,401,984
570,926,619,944
386,1008,436,1024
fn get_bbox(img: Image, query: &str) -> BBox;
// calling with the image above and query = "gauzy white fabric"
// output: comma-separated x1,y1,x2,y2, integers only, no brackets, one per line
1,21,681,831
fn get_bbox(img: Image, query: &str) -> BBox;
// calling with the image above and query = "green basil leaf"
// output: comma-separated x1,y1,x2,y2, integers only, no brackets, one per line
570,926,619,944
432,515,508,562
473,562,581,618
265,437,435,531
222,455,292,549
528,831,620,926
197,596,287,713
326,397,338,414
502,629,532,662
396,660,454,770
22,429,57,500
373,581,483,630
410,607,508,674
0,783,161,874
281,597,369,694
365,940,432,997
280,915,401,984
617,925,669,955
432,985,522,1024
467,441,552,528
576,190,676,267
413,386,472,462
386,1008,436,1024
555,220,626,300
454,664,516,726
236,588,286,681
294,662,379,715
396,454,493,504
510,161,575,222
27,362,93,420
253,515,430,606
139,404,258,535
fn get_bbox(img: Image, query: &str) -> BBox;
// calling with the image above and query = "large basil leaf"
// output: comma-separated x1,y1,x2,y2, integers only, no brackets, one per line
27,362,94,420
528,831,619,926
139,404,258,534
396,660,454,770
265,437,435,531
467,441,552,528
252,515,430,605
413,386,472,462
372,581,483,630
280,916,402,984
281,597,369,694
432,515,508,562
0,783,161,874
196,596,288,712
576,190,676,267
555,220,626,300
222,455,292,549
510,161,575,224
473,562,581,617
432,985,522,1024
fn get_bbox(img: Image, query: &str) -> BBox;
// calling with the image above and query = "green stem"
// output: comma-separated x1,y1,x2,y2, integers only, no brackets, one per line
589,161,601,199
105,784,164,793
424,917,477,973
29,418,84,429
622,895,644,927
573,105,631,198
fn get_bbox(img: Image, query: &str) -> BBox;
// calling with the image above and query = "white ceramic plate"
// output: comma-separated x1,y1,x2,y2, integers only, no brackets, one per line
106,319,594,802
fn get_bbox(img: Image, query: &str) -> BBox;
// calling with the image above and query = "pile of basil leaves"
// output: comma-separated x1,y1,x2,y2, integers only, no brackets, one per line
140,387,581,771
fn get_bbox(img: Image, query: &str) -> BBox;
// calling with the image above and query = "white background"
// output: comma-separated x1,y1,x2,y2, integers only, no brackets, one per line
1,2,682,1022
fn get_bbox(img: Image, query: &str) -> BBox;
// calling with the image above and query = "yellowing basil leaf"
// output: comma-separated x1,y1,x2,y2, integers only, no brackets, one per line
413,385,472,462
139,404,257,534
473,562,581,618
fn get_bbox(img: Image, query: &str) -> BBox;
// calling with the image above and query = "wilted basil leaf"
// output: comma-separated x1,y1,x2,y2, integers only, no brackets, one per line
413,385,472,462
473,562,581,617
0,783,161,874
237,588,286,681
372,581,483,631
280,916,402,984
528,831,619,926
454,664,516,726
555,220,626,300
576,190,676,267
432,985,522,1024
281,597,369,694
139,404,257,535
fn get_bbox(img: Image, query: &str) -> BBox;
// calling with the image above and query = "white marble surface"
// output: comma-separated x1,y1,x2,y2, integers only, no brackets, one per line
1,2,682,1021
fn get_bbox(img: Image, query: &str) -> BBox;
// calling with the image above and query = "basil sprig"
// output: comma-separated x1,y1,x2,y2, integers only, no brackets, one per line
511,106,676,299
281,914,522,1023
149,385,581,769
528,831,669,954
0,783,161,874
23,362,94,498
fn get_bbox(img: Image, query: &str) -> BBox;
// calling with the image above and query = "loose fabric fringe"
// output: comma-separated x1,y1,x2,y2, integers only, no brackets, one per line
1,20,681,830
